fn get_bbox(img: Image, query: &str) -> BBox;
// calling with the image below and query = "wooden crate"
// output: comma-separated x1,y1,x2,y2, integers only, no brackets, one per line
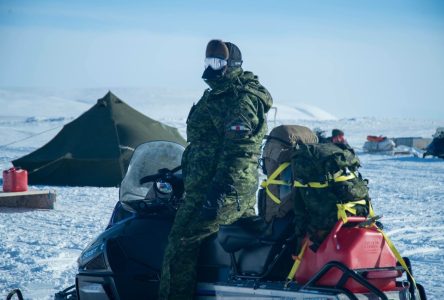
0,190,56,209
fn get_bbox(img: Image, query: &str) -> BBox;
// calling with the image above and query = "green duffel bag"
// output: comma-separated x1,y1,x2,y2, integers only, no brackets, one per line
291,142,372,249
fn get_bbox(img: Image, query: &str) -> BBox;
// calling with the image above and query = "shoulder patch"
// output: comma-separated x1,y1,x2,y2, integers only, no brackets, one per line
226,121,252,139
230,124,249,131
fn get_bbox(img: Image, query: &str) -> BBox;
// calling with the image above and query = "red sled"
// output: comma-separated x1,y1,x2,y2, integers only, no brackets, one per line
2,167,28,192
294,217,402,294
367,135,386,142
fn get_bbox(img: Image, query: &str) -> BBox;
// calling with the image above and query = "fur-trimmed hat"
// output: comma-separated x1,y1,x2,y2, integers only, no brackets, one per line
206,40,229,60
225,42,243,67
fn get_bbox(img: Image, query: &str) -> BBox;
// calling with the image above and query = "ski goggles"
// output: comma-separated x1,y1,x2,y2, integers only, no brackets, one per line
204,57,228,70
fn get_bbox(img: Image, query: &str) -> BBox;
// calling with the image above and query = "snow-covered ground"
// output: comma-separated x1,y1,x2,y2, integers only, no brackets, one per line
0,88,443,299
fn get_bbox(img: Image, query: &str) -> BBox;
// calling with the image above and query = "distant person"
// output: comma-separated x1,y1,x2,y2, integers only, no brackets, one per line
315,128,350,147
158,39,273,300
330,129,350,147
423,127,444,159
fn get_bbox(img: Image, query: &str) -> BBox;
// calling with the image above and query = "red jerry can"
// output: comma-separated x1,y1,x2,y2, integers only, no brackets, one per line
2,167,28,192
294,217,400,293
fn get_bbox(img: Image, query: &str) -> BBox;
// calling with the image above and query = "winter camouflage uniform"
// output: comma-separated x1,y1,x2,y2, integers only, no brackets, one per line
158,67,272,300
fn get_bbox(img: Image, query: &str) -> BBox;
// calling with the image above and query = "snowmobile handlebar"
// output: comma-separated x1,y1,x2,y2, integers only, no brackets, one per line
139,173,163,184
139,166,182,185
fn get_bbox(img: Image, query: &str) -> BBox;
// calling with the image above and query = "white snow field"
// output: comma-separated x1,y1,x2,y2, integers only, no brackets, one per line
0,88,443,299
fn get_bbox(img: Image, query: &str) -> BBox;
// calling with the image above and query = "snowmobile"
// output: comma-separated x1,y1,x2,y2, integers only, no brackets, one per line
423,127,444,159
55,140,427,300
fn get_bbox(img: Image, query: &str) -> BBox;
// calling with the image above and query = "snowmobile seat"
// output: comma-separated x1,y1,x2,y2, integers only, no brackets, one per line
218,213,294,252
218,216,268,253
217,213,295,279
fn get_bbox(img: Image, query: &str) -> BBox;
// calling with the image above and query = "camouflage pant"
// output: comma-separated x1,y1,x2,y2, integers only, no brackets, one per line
158,190,256,300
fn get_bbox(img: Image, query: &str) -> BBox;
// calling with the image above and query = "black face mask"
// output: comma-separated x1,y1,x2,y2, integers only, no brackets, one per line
202,66,226,80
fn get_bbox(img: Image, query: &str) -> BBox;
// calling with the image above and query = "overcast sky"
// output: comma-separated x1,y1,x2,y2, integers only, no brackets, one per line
0,0,443,119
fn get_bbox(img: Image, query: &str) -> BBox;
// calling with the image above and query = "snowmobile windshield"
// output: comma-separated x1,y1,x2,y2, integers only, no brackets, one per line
119,141,185,203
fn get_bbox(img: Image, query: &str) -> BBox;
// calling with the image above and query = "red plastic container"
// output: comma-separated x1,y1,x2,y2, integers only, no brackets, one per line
2,167,28,192
294,217,400,293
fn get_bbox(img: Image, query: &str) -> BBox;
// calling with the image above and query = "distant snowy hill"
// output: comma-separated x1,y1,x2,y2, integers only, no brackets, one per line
0,87,337,121
0,87,339,153
271,103,337,121
1,88,443,299
0,88,90,118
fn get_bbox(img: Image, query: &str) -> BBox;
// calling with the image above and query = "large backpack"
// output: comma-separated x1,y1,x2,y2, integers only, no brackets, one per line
259,125,318,222
291,142,373,248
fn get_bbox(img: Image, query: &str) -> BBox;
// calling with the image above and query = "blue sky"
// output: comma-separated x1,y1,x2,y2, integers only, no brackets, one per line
0,0,443,119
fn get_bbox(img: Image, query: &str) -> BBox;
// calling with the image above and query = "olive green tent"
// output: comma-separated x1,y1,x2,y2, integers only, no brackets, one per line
12,91,186,187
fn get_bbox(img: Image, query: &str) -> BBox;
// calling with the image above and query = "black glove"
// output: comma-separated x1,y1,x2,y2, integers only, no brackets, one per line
200,184,227,221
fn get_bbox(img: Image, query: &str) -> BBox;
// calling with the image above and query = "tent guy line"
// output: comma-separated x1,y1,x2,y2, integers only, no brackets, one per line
0,125,63,149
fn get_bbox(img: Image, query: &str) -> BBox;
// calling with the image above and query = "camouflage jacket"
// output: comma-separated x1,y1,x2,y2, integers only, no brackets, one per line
182,68,273,197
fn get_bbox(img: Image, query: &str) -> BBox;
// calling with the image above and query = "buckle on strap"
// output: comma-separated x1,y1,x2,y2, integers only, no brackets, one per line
293,171,357,189
336,200,367,223
261,163,291,205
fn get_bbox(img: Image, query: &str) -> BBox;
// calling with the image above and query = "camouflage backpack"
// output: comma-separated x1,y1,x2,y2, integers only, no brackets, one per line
258,125,318,222
291,142,373,248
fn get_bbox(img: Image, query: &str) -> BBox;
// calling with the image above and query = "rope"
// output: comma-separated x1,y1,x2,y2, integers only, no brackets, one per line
25,153,72,174
0,125,62,148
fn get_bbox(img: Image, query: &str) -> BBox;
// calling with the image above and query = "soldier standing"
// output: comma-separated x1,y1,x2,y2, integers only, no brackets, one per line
158,39,273,300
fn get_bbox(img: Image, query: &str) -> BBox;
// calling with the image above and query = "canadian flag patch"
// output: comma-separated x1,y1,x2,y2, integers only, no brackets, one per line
230,124,248,131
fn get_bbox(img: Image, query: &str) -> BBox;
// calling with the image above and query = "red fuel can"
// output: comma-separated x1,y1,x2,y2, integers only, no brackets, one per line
295,217,399,293
2,167,28,192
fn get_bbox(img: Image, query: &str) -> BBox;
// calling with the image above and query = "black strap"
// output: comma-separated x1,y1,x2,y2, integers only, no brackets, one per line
6,289,24,300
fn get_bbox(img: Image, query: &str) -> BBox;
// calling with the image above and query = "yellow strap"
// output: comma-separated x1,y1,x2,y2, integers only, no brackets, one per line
334,173,357,182
294,180,329,188
377,228,417,291
264,186,282,204
368,201,375,218
268,162,290,181
261,162,291,205
294,172,356,189
336,200,367,224
286,239,309,284
261,179,288,186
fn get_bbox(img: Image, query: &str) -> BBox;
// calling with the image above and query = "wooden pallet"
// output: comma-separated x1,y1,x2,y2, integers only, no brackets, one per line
0,190,56,209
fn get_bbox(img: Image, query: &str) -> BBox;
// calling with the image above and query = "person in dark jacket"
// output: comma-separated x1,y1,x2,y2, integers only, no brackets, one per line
158,40,273,300
424,128,444,158
330,128,350,147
